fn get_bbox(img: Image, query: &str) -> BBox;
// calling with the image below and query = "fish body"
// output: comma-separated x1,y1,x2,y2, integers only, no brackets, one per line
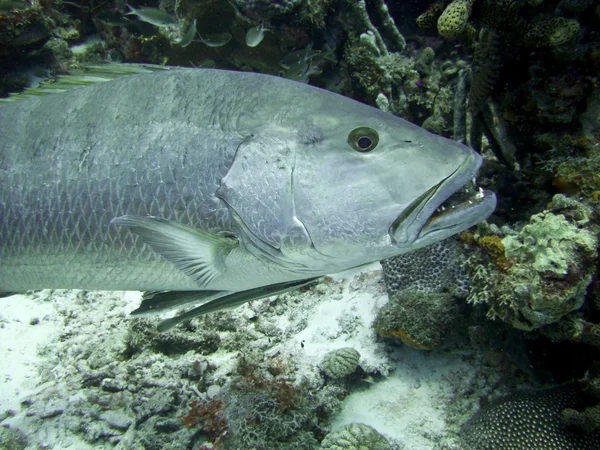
124,4,177,27
95,10,130,27
245,25,268,47
0,67,495,316
279,46,319,70
196,32,232,48
0,0,26,12
175,18,197,47
279,45,328,83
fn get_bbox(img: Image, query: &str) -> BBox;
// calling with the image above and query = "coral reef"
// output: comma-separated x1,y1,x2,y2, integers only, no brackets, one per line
320,423,392,450
381,238,469,297
537,311,600,350
379,238,470,349
502,211,596,275
0,283,358,449
1,0,600,448
217,356,339,449
233,0,302,19
420,0,581,49
562,371,600,433
461,384,600,449
124,318,222,357
374,290,460,350
179,399,228,448
465,195,598,331
540,131,600,200
562,404,600,433
0,426,28,450
477,234,509,269
0,4,53,52
523,17,581,48
322,347,361,379
467,28,504,142
415,0,595,184
436,0,474,39
340,0,458,125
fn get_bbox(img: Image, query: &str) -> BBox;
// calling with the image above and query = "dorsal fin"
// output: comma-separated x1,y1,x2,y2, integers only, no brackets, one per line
0,63,172,103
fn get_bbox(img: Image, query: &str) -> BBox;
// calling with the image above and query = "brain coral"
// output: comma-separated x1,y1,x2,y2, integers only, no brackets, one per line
461,385,600,449
381,238,469,297
320,423,392,450
322,347,361,379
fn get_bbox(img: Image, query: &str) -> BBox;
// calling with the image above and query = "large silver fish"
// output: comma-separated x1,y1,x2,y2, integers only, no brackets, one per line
0,67,496,330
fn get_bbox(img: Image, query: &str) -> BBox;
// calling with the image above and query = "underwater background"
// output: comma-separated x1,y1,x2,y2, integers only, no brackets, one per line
1,0,600,448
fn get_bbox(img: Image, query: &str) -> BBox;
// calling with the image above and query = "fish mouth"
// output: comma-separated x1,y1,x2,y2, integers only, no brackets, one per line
390,152,497,247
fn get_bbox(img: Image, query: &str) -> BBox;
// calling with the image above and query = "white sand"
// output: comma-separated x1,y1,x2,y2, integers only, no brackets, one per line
0,266,510,449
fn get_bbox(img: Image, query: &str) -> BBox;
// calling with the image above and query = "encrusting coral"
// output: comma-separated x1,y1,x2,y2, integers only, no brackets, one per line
378,238,470,349
374,290,459,350
466,195,598,331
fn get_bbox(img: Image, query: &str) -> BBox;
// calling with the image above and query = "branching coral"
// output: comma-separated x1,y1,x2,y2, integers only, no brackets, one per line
179,399,229,449
417,0,586,170
344,0,450,119
218,360,330,449
351,0,405,55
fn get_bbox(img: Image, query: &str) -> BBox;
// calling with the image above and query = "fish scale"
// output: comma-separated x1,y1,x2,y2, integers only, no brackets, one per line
0,66,496,329
1,72,233,291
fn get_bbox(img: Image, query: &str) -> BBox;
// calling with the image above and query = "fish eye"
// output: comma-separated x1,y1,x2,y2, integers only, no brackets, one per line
348,127,379,152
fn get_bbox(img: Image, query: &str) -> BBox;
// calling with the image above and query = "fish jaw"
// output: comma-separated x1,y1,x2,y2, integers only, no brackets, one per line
390,150,496,248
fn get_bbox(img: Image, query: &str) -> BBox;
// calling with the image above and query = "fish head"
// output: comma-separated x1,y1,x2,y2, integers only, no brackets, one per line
220,74,496,273
281,88,496,266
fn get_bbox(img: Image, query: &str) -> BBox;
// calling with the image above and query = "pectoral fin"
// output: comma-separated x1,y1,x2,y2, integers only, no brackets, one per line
112,216,238,288
157,277,319,332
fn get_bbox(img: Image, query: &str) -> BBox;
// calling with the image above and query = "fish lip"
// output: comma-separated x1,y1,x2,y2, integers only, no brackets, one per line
390,151,495,246
416,187,497,242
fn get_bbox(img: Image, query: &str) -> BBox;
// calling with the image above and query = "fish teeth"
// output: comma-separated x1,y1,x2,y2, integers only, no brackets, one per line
436,183,484,214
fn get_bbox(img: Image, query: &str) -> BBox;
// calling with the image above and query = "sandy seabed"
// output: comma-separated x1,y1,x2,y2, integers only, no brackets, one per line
0,264,520,449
